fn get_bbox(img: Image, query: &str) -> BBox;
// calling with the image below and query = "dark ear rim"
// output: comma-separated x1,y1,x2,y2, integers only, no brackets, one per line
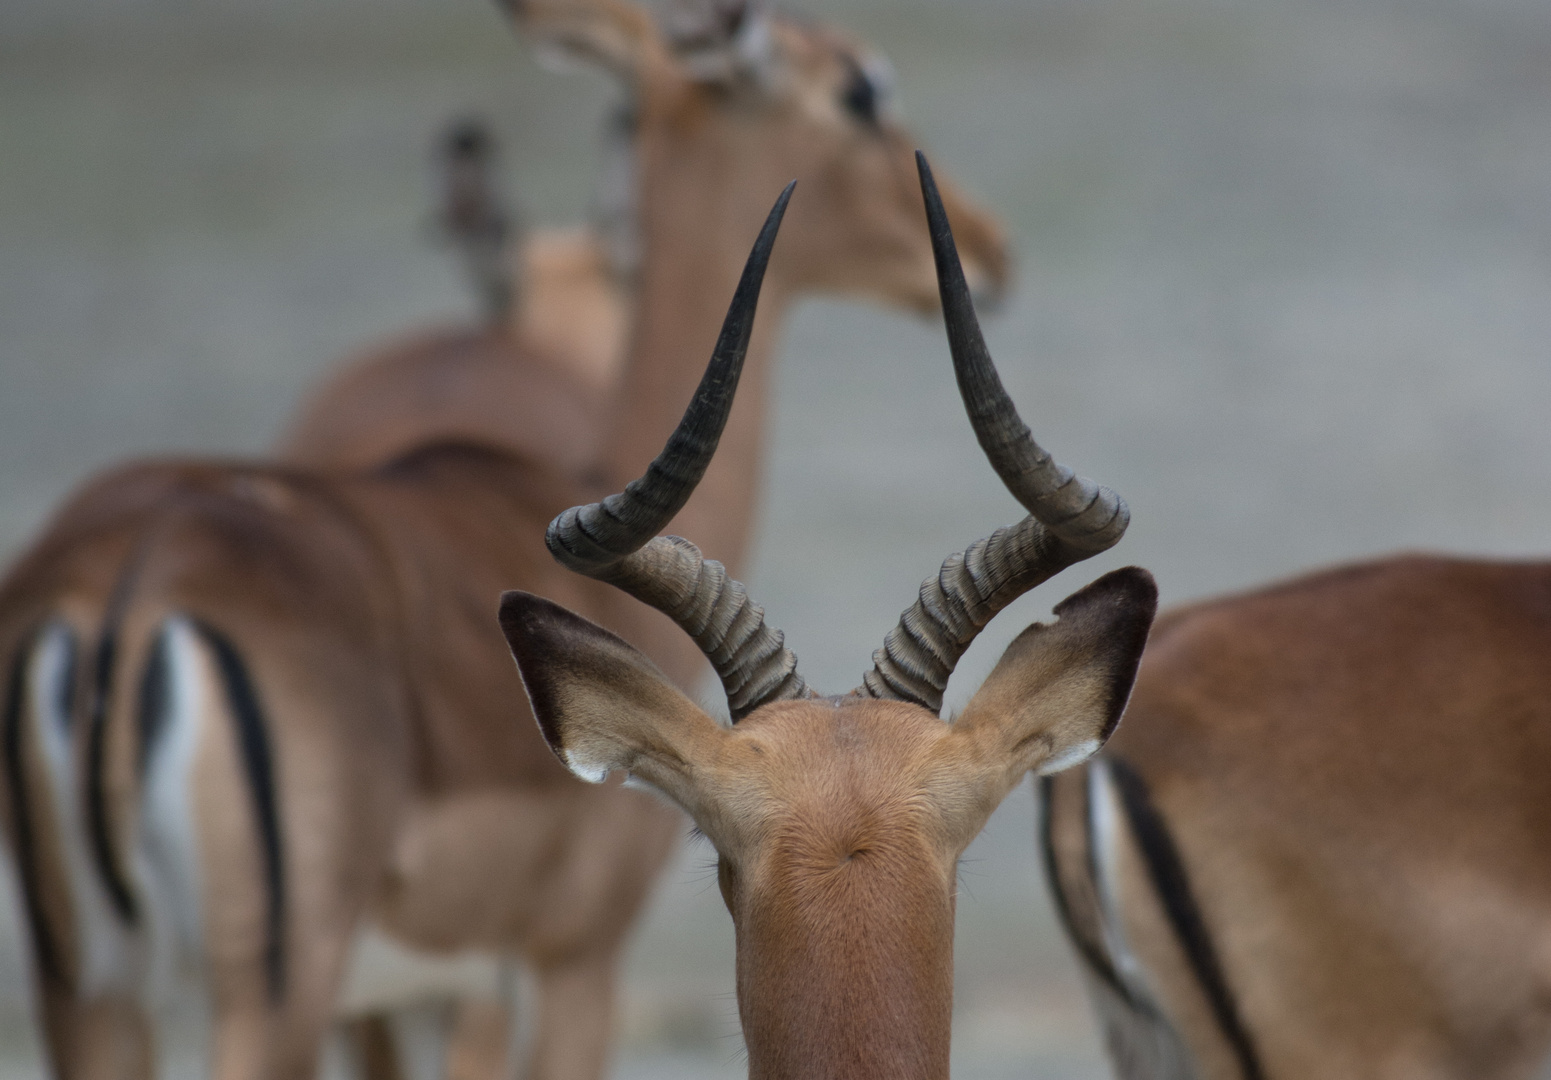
497,589,668,759
499,590,578,755
1047,566,1158,745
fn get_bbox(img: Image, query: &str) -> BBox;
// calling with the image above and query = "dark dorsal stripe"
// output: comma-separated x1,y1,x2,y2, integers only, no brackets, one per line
1037,774,1135,1005
193,620,285,1002
1108,757,1265,1080
2,627,63,985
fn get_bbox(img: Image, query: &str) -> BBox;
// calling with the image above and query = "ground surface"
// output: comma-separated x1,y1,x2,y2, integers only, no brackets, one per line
4,0,1551,1075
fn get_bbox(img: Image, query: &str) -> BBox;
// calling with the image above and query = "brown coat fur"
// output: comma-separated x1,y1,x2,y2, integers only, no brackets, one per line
1048,554,1551,1080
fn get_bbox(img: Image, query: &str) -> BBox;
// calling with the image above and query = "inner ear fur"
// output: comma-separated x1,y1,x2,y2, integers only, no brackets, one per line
952,566,1158,788
498,591,727,806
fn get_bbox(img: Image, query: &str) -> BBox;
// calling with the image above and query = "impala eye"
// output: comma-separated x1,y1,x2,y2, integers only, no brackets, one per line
839,50,897,129
841,62,881,127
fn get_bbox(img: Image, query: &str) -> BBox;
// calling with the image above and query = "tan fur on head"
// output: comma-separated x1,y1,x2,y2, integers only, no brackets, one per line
499,568,1157,1080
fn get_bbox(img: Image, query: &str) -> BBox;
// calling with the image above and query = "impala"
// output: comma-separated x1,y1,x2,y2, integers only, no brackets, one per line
432,118,521,328
497,154,1159,1080
0,38,1003,1077
279,0,1008,480
1040,550,1551,1080
279,109,629,477
305,0,1009,1067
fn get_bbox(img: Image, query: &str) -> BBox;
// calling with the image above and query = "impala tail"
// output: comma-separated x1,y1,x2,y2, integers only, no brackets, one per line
1041,761,1264,1080
437,116,519,324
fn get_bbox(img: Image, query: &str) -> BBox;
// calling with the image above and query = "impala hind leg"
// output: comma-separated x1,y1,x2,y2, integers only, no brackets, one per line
336,995,513,1080
39,995,154,1080
192,644,405,1080
521,950,617,1080
202,885,376,1080
338,997,512,1080
207,991,343,1080
340,1015,406,1080
364,785,677,1080
518,786,681,1080
447,993,518,1080
1041,768,1209,1080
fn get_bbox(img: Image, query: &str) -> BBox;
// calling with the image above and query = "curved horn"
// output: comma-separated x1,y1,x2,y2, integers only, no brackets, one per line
858,154,1132,712
545,183,809,719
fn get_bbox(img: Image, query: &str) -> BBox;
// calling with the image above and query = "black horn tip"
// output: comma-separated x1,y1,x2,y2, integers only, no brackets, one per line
688,176,796,426
540,175,798,574
759,180,797,247
915,151,966,295
914,151,944,229
727,179,796,316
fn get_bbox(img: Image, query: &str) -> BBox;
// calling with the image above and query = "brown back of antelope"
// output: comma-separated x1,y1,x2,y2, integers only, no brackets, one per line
0,441,653,1079
1041,555,1551,1080
0,8,1007,1077
279,222,627,475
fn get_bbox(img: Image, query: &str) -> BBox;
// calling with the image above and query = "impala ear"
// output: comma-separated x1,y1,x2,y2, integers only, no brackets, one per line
662,0,778,86
504,0,666,84
952,567,1157,788
498,592,728,809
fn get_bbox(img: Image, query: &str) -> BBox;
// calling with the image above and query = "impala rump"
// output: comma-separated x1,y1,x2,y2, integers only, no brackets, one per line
0,460,407,1068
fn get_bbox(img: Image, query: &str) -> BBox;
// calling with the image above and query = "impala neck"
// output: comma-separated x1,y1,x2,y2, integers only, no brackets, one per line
735,864,956,1080
598,194,793,580
587,155,795,691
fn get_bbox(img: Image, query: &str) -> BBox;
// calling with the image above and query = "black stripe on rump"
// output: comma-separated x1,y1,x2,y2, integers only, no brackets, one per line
135,627,171,778
86,622,138,923
193,621,285,1003
1038,773,1135,1006
2,628,64,985
1108,758,1264,1080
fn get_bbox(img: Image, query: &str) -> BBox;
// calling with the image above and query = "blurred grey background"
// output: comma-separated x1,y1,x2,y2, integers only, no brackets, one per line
4,0,1551,1076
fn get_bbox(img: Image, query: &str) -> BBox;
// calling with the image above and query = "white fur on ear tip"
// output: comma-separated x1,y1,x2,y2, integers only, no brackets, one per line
559,748,611,784
1036,738,1102,776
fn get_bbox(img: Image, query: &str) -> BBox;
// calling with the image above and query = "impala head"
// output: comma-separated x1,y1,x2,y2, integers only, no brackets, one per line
502,0,1009,308
499,158,1155,1079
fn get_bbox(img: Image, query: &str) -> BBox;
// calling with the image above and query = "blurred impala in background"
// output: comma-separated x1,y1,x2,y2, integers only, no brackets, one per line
4,0,1551,1076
